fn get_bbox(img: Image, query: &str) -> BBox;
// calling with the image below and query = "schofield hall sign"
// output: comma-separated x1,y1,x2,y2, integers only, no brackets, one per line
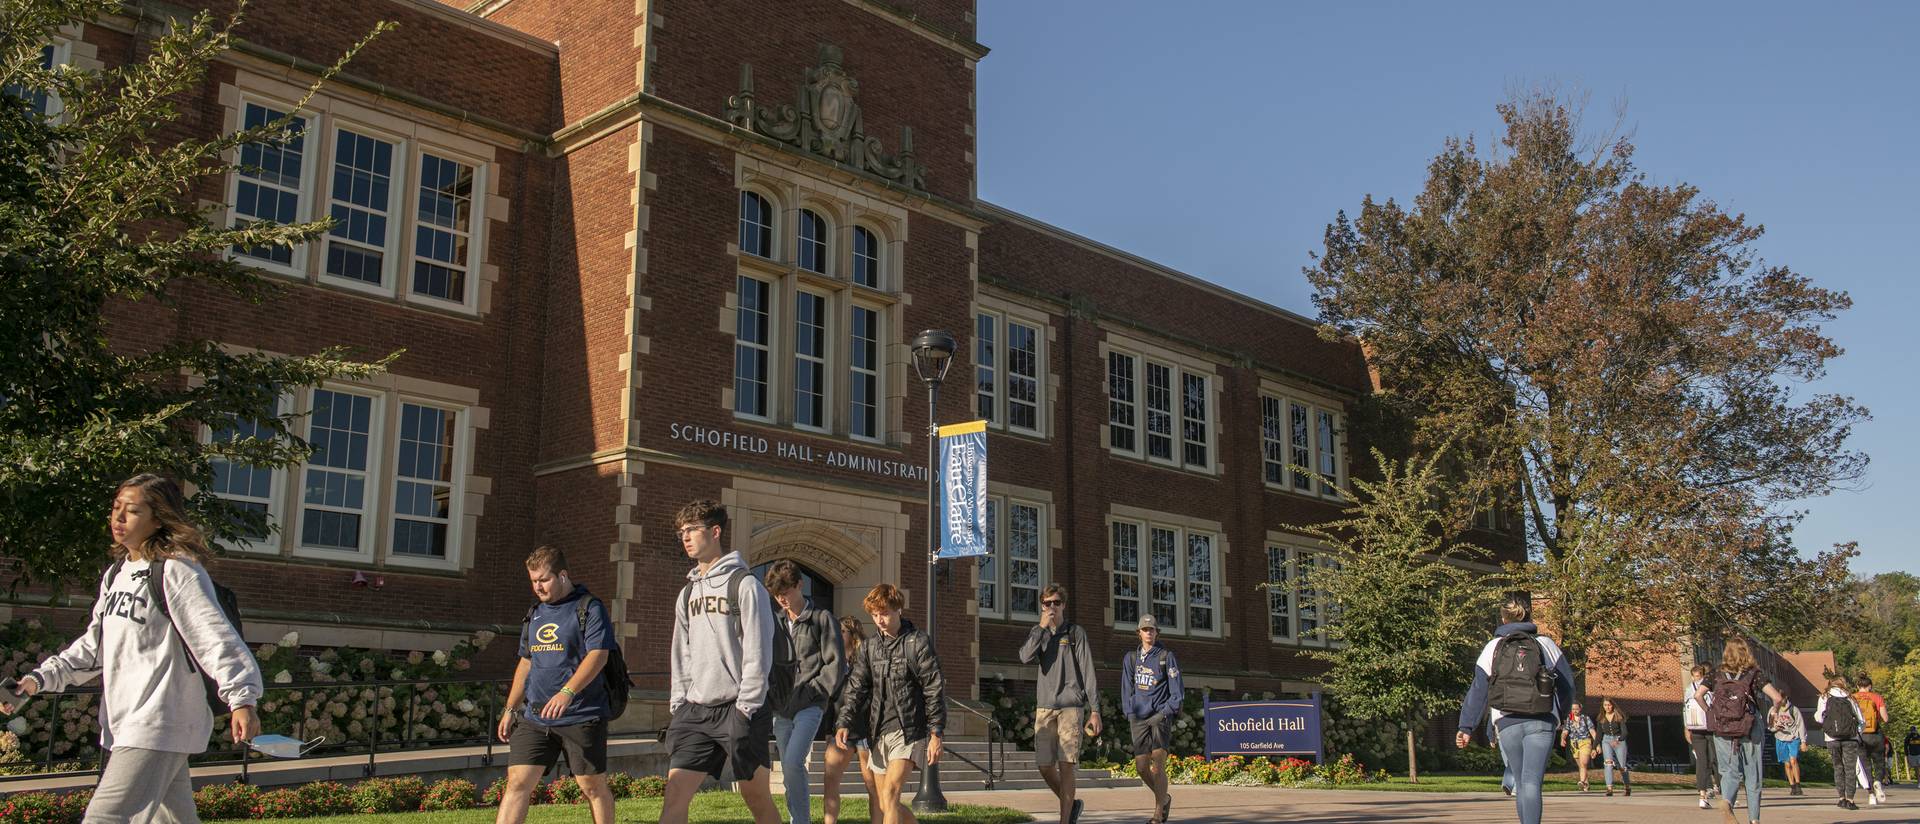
1204,697,1324,761
667,422,929,482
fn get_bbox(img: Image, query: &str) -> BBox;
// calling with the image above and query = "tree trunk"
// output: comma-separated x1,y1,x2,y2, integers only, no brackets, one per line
1407,727,1419,783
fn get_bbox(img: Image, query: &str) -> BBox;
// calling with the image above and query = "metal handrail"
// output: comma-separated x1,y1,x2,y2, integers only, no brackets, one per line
942,697,1007,787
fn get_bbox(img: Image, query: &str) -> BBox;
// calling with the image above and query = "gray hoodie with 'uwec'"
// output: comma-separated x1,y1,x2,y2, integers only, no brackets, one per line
670,551,775,717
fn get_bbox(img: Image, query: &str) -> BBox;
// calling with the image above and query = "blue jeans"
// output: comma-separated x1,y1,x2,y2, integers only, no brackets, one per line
1713,726,1764,816
773,706,825,824
1497,719,1555,824
1601,735,1629,788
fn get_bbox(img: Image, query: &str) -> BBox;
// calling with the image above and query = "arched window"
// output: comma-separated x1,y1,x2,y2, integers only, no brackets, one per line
797,208,828,273
739,191,773,259
852,225,880,288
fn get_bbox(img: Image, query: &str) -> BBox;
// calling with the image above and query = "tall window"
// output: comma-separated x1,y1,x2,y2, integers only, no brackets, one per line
797,209,828,274
232,102,307,268
2,43,58,116
1289,401,1312,491
739,191,773,258
979,496,1047,621
975,311,1046,436
411,153,475,303
1317,409,1340,495
1265,394,1346,496
1112,517,1219,635
1276,548,1333,645
850,304,881,440
851,226,880,288
793,290,829,430
1107,349,1212,472
207,399,282,544
734,276,773,418
1261,396,1287,485
301,389,375,553
1266,546,1292,639
980,498,1000,615
325,129,396,288
392,403,456,557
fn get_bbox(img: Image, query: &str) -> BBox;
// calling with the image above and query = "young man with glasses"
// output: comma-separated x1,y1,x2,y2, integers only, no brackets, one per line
661,500,779,824
1020,583,1100,824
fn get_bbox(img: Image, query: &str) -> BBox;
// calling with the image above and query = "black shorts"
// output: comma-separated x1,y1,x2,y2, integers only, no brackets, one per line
1130,714,1172,756
668,701,773,780
508,717,609,776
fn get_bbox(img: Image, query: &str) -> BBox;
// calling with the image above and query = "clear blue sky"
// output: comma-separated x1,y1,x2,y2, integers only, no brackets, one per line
976,2,1917,577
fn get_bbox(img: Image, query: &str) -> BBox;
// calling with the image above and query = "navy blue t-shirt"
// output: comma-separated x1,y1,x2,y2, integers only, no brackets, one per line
518,584,615,726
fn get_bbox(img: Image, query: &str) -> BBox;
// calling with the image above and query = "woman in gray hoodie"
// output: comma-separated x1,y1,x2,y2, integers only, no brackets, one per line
4,474,264,823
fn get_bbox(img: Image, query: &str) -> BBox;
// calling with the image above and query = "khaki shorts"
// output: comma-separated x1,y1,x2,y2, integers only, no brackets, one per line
1035,706,1086,765
867,729,929,773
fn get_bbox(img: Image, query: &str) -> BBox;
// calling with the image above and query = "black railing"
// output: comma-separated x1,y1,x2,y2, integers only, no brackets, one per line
941,698,1006,787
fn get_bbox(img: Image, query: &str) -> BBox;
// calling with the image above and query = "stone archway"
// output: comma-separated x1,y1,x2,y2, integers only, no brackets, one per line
747,519,876,586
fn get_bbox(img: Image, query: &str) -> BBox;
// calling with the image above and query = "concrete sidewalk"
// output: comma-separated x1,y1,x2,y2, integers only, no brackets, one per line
939,782,1919,823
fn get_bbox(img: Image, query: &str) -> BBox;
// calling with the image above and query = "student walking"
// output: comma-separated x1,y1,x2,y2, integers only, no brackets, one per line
1683,663,1719,809
1903,725,1919,788
495,546,618,824
765,560,845,824
1456,592,1575,824
1560,703,1595,792
1768,700,1806,796
1817,675,1866,810
1119,614,1182,824
2,474,264,823
1596,697,1631,796
820,616,878,824
1019,584,1101,824
1695,637,1790,824
662,501,780,824
835,584,947,824
1854,673,1891,805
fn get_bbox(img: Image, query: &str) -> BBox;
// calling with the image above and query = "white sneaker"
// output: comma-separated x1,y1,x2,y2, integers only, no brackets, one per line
1874,781,1886,804
1698,797,1710,809
1868,793,1879,806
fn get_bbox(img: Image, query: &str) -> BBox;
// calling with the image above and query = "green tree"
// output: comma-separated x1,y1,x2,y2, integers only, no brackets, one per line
1,0,392,589
1306,90,1864,674
1291,449,1499,781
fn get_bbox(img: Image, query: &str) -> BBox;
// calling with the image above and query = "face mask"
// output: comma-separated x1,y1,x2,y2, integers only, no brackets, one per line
248,734,325,759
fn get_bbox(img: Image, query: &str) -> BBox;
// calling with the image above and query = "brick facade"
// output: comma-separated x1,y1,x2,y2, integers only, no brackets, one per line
9,0,1523,709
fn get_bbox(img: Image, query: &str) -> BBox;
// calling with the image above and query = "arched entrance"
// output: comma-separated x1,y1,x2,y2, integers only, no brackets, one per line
749,559,835,611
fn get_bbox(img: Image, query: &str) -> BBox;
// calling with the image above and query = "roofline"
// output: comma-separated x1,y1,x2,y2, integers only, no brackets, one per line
383,0,558,54
978,201,1327,336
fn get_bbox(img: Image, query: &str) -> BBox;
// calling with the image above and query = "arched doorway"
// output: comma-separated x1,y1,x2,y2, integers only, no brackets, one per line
749,558,835,611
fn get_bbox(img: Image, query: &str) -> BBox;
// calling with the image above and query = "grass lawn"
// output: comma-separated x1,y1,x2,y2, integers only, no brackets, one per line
211,792,1031,824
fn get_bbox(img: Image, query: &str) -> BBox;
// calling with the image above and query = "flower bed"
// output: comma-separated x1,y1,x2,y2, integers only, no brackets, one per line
1094,753,1385,787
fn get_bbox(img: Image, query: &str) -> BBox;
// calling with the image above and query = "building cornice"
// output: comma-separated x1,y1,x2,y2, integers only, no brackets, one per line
840,0,989,60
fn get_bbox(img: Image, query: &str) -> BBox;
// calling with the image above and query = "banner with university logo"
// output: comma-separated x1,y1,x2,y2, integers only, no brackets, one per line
935,420,989,559
1204,697,1324,761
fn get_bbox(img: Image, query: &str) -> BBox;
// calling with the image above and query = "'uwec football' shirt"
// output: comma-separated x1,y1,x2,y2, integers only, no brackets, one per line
519,583,614,726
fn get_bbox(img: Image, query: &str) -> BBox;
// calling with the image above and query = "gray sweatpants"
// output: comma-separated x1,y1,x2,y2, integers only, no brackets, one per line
85,747,198,823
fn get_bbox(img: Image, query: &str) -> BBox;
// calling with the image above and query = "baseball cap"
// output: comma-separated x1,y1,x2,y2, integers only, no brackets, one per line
1137,614,1159,630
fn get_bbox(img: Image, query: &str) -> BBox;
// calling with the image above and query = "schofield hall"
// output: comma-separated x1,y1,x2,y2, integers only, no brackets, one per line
9,0,1524,724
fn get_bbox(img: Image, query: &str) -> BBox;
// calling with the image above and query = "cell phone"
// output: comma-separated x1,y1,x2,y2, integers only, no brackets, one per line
0,678,27,712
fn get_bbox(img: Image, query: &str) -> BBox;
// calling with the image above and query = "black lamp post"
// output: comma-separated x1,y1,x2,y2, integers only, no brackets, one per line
909,328,955,813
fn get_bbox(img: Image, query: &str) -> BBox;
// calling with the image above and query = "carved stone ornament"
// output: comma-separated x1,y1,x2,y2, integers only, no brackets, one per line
725,44,927,191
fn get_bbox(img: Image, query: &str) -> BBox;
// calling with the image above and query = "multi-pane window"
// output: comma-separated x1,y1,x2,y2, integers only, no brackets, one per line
850,305,881,440
1108,352,1137,452
392,403,457,557
1112,518,1219,635
301,389,374,553
975,314,996,422
207,398,282,545
1264,394,1346,496
797,209,828,274
412,153,474,303
205,386,472,567
734,276,773,418
1273,548,1333,645
980,496,1047,620
852,226,880,288
793,290,829,430
1108,350,1212,471
975,311,1045,435
739,191,773,258
233,102,307,267
325,129,396,287
3,43,58,116
1266,546,1292,639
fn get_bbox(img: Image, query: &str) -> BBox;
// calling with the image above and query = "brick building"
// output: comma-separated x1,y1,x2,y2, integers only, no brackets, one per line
10,0,1521,715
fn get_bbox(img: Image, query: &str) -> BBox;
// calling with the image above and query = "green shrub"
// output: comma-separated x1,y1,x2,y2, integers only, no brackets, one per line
194,783,261,820
297,781,356,816
253,788,308,818
351,776,427,813
1453,744,1504,773
547,776,584,804
420,778,478,811
634,774,667,798
482,776,551,806
0,791,76,824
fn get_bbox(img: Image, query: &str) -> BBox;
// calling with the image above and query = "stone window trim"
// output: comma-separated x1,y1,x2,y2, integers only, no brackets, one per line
1104,505,1227,640
198,368,491,574
734,158,908,294
975,482,1057,623
972,296,1052,439
1099,334,1221,476
1257,378,1348,501
216,75,505,318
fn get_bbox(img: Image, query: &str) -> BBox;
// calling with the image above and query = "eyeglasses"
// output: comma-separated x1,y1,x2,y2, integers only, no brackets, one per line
676,524,711,539
1041,599,1064,607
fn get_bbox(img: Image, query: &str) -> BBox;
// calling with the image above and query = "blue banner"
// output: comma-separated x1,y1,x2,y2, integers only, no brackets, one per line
936,420,989,558
1204,697,1324,761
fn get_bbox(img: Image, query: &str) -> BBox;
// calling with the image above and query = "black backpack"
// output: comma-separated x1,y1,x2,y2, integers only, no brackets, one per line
103,558,242,715
1822,695,1859,739
1486,631,1557,715
1709,670,1759,737
521,595,633,720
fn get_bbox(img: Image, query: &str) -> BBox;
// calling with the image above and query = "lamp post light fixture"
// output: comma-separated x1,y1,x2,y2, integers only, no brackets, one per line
908,328,955,814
